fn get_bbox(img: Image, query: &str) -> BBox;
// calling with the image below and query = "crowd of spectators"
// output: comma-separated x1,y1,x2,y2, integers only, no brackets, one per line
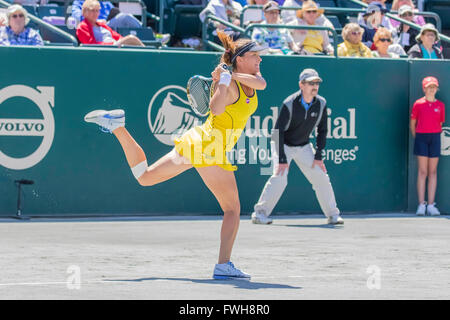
198,0,445,59
0,0,168,47
0,0,446,60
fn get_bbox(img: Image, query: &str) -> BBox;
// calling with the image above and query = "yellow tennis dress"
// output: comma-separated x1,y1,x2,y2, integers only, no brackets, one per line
174,81,258,171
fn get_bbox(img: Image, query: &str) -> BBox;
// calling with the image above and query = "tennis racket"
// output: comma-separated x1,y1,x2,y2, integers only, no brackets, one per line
186,64,230,117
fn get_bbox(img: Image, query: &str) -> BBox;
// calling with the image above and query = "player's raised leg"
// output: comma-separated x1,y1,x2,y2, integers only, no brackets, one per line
84,109,192,186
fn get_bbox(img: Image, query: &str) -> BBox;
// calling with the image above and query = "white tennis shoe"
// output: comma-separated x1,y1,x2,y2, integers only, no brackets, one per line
213,262,251,280
327,214,344,225
427,203,440,216
416,202,427,216
84,109,125,133
251,211,273,224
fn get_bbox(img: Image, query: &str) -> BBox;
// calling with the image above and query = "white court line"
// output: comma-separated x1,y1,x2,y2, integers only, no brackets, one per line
0,281,70,287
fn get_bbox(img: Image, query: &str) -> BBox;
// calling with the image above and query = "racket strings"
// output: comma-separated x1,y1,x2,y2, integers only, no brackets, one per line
189,78,211,116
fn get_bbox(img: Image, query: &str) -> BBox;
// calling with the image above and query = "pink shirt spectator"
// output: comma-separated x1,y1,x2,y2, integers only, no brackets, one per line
390,14,425,28
411,97,445,133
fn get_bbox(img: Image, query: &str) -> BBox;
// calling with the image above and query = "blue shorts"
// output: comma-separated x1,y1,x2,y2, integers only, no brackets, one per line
414,133,441,158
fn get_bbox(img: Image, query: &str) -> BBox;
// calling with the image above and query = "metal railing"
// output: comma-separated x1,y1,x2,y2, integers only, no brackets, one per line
0,0,78,46
201,14,245,51
158,0,165,34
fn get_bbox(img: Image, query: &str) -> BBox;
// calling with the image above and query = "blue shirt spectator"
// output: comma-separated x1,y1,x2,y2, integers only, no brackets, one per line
0,4,43,46
0,25,43,46
234,0,248,6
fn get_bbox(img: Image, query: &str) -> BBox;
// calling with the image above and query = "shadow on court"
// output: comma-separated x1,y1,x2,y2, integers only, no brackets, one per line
274,223,344,229
104,277,302,290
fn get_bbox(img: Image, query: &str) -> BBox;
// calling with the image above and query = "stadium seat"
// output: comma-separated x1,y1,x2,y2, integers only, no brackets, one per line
116,27,163,46
143,0,158,15
58,26,77,38
117,27,155,40
425,0,450,29
326,15,342,29
39,25,78,45
316,0,336,8
162,0,177,34
22,5,37,16
336,0,363,9
37,5,65,19
171,4,203,40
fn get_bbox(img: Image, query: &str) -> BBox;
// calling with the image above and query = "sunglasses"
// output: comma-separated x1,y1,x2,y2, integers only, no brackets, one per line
351,31,362,36
305,10,318,14
306,81,321,86
400,12,413,17
11,13,25,18
378,38,392,42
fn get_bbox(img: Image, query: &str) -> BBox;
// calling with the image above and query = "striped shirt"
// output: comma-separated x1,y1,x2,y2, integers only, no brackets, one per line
0,26,44,46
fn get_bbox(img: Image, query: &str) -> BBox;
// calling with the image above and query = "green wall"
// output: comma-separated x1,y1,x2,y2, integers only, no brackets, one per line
0,46,447,216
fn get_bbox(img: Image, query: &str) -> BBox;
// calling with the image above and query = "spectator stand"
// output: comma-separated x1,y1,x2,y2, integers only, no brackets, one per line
348,0,442,31
59,0,148,27
0,0,171,48
348,0,449,58
237,1,448,56
245,22,339,56
201,13,338,56
102,0,162,46
150,0,205,48
240,3,441,31
239,4,348,40
56,0,160,47
0,0,78,46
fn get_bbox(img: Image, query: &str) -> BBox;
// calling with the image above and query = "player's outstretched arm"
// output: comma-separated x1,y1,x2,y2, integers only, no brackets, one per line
231,72,266,90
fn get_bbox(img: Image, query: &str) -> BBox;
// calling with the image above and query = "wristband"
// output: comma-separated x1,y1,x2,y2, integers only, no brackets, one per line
219,72,232,87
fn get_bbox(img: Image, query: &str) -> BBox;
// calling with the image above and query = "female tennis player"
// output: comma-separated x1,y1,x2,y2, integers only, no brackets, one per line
84,31,267,280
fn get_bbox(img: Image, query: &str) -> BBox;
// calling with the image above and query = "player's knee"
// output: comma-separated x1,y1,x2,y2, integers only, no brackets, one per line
224,204,241,217
132,160,150,185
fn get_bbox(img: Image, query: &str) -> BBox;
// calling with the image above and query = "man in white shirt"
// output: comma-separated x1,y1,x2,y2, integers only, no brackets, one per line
199,0,243,28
